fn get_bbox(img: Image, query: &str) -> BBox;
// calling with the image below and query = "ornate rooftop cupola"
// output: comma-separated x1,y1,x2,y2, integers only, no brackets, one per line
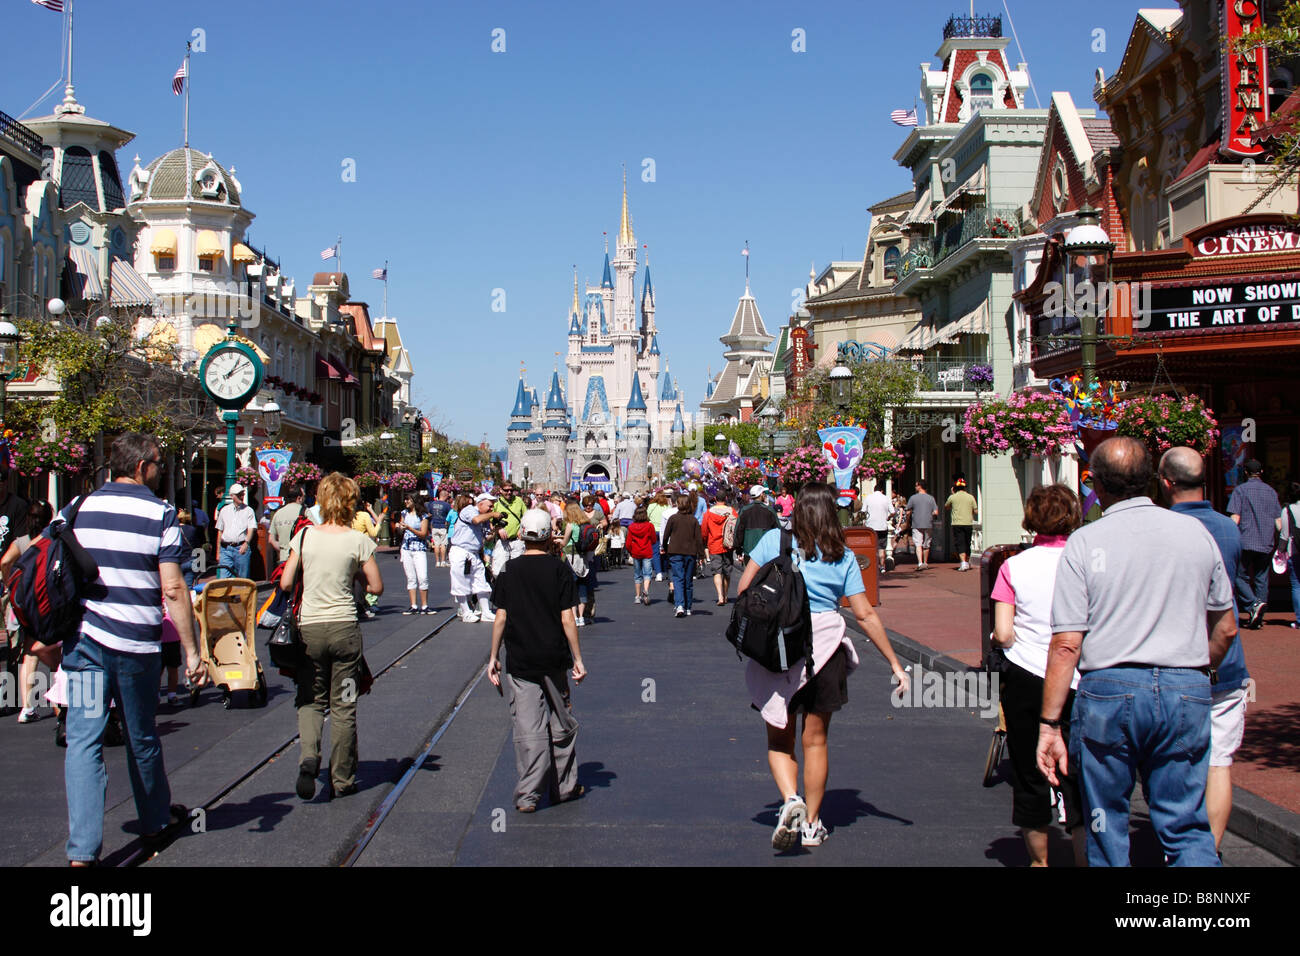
920,12,1030,125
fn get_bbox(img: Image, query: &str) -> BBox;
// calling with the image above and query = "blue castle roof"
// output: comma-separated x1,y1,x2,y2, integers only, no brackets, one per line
659,367,676,401
648,333,660,356
510,378,530,417
627,372,647,412
582,376,611,422
671,403,685,433
531,388,540,407
601,253,613,289
545,369,567,415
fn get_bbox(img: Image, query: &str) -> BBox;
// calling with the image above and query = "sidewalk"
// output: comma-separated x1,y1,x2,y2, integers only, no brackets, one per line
869,553,1300,861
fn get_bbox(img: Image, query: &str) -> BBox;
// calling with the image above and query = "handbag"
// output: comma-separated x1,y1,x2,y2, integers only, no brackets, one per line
268,529,307,669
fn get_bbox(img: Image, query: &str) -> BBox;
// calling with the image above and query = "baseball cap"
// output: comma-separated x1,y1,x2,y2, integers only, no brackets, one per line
474,492,497,503
749,484,768,497
229,483,246,497
519,509,553,542
1244,458,1263,475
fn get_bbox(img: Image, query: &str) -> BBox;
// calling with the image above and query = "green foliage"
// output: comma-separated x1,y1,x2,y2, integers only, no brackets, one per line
783,360,922,446
1229,4,1300,209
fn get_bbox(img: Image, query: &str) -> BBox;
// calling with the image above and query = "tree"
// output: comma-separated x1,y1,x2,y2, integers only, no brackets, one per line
782,360,922,446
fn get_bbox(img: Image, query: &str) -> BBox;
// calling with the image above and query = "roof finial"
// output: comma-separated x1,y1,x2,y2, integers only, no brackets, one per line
619,166,634,247
520,361,526,379
742,240,751,294
572,265,579,314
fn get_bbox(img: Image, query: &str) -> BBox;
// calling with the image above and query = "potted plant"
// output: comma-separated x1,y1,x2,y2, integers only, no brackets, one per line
967,364,995,392
963,390,1077,459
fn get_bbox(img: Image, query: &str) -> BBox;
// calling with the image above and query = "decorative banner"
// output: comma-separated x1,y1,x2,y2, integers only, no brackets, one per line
619,457,629,481
428,471,443,495
482,477,494,493
256,448,293,509
565,459,574,480
1221,0,1268,158
817,423,866,507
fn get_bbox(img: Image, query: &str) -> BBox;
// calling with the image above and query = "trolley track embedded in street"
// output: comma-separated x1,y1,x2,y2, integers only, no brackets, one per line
116,610,459,867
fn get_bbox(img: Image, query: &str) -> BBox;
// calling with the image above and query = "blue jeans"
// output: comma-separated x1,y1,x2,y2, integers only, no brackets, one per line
669,555,695,609
1289,559,1300,625
1234,549,1271,612
651,540,661,575
632,558,654,583
63,635,172,862
218,543,251,579
1070,666,1218,867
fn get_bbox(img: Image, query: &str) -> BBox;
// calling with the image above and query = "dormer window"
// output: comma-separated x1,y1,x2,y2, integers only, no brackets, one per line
194,159,225,200
969,73,995,113
883,245,901,280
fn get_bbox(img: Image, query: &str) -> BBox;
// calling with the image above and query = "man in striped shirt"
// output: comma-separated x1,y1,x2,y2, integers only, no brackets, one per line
62,433,207,866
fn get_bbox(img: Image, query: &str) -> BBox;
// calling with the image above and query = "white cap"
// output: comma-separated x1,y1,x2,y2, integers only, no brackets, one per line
474,492,497,503
229,483,246,497
519,508,552,542
750,485,768,497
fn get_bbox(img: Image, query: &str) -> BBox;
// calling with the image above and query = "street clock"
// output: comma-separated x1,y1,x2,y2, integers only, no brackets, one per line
199,338,263,409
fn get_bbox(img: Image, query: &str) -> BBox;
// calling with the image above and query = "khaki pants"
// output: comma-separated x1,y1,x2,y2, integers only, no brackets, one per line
507,672,579,809
296,620,363,791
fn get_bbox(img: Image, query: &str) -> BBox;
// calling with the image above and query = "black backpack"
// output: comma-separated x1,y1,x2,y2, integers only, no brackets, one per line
7,496,100,648
725,530,814,678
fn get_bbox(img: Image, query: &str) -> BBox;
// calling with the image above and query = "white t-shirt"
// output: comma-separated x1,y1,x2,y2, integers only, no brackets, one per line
992,541,1079,688
216,502,257,545
863,491,891,532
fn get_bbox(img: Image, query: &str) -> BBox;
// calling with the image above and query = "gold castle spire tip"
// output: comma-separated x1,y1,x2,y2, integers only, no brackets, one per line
619,168,634,247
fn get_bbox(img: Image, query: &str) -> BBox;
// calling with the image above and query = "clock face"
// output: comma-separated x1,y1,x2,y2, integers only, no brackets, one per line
203,347,259,403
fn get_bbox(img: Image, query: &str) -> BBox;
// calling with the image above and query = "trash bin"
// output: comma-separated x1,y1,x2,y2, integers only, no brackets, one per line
841,527,880,607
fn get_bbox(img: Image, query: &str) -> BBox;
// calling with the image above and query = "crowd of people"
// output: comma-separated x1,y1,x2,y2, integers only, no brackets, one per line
1,426,1296,866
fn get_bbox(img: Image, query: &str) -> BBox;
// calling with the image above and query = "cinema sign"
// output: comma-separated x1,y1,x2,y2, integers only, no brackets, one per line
1221,0,1269,158
1193,222,1300,257
1141,277,1300,332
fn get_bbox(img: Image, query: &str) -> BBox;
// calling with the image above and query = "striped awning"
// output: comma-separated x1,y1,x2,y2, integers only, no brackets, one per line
932,301,990,345
896,320,931,351
932,166,987,219
231,241,257,264
66,245,103,301
902,186,933,227
196,230,224,258
109,258,156,307
149,228,177,255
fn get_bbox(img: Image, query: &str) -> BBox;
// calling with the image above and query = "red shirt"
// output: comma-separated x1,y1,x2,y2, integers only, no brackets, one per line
625,521,658,559
701,506,735,555
598,497,612,517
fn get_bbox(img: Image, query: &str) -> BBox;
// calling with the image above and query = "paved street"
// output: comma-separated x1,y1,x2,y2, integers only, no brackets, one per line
1,554,1288,867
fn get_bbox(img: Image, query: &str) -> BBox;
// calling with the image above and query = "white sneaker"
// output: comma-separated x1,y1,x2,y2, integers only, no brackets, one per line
480,612,495,623
772,795,807,851
576,617,586,627
655,573,663,582
461,611,480,623
801,819,828,847
675,606,684,618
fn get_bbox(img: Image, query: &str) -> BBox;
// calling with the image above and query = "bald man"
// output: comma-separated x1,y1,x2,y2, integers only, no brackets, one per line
1159,446,1250,857
1038,436,1237,866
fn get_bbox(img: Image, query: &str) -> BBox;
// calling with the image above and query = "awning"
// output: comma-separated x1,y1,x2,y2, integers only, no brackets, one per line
331,354,360,386
902,186,933,227
315,353,340,380
66,245,103,301
109,258,156,307
932,301,990,345
896,321,931,351
149,228,177,255
196,230,224,258
231,241,257,264
933,166,987,218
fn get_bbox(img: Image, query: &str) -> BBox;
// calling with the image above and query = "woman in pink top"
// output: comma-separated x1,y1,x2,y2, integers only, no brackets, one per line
775,489,795,519
990,484,1085,867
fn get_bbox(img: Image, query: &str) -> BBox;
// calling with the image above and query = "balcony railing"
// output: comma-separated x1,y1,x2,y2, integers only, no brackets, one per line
908,359,992,393
896,204,1022,283
943,14,1002,39
0,109,41,155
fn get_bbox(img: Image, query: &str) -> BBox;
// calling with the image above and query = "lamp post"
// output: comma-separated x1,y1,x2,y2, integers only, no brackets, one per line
714,431,727,456
0,317,23,425
759,404,780,457
378,430,396,545
829,364,853,411
262,401,282,440
1060,206,1117,390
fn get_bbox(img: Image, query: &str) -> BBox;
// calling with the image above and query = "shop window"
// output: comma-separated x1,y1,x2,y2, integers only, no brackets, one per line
198,256,216,272
157,255,175,271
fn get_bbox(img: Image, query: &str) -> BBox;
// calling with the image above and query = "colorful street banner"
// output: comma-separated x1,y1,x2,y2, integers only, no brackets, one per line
619,457,629,481
428,471,443,495
817,424,866,508
256,448,293,509
482,477,494,493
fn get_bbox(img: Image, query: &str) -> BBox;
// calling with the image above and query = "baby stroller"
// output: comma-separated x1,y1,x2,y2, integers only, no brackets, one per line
192,578,269,709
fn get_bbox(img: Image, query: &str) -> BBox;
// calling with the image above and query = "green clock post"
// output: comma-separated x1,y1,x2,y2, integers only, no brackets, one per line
198,320,264,508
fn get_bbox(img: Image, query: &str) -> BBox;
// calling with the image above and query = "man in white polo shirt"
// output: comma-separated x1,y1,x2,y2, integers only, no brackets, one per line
215,483,258,579
1037,436,1237,867
863,484,892,572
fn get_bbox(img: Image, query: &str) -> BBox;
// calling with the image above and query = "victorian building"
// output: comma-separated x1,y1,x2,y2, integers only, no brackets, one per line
506,180,688,493
699,277,773,424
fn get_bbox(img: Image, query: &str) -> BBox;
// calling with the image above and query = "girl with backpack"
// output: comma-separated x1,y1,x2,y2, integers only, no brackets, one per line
735,482,910,851
562,502,597,627
2,500,54,724
701,492,737,606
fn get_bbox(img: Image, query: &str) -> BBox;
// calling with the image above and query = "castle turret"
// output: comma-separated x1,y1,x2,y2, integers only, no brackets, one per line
625,371,651,493
542,368,570,489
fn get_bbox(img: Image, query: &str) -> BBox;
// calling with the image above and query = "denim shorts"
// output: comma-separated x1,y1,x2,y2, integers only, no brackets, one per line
632,557,654,582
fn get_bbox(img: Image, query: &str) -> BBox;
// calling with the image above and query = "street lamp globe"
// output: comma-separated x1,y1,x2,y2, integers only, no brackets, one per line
380,431,396,442
829,364,853,409
46,298,66,318
262,401,282,438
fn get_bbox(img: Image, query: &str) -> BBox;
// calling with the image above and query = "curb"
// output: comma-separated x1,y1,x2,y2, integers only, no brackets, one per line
842,609,1300,867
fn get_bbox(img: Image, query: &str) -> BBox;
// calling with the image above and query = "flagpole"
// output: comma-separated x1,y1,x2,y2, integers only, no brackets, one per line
66,0,74,98
183,42,191,148
336,236,342,275
382,260,389,319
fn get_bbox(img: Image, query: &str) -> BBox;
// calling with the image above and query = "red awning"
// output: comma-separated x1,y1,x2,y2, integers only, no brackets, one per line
331,354,360,386
315,353,340,380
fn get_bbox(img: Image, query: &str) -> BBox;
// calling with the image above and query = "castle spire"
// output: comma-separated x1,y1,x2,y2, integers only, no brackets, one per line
571,265,580,316
619,167,634,247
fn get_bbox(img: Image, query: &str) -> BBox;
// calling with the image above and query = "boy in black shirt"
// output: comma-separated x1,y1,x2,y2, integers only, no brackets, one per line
489,509,587,812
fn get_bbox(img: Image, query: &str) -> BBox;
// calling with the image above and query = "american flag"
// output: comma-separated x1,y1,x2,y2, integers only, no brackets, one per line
320,246,337,261
31,0,64,11
371,267,387,280
890,107,918,127
172,62,187,96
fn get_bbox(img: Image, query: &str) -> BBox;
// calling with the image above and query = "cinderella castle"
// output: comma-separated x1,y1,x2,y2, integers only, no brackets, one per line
506,178,690,493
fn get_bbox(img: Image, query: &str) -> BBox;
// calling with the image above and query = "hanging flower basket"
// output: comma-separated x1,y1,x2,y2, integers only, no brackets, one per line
963,391,1076,458
1113,392,1219,455
9,435,90,476
858,447,907,479
967,364,995,390
777,444,832,490
235,466,260,488
386,471,418,492
729,466,764,489
285,461,323,485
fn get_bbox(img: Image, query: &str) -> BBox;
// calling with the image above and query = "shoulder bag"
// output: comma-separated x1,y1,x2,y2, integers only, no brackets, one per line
268,528,307,669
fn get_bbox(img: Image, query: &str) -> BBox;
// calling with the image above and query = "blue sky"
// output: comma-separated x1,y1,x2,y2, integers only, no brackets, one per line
7,0,1152,444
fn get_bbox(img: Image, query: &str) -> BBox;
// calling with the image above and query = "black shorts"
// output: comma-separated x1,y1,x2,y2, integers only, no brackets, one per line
703,552,733,576
789,645,850,715
161,642,182,669
952,525,973,556
1001,661,1082,829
